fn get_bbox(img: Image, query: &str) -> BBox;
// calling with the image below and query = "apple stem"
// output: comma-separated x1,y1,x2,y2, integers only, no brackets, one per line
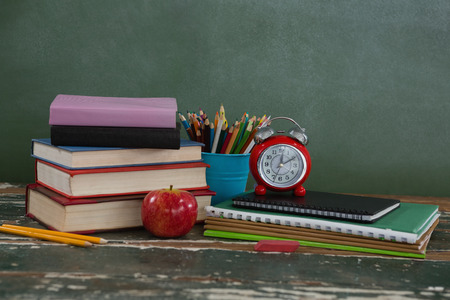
170,185,173,191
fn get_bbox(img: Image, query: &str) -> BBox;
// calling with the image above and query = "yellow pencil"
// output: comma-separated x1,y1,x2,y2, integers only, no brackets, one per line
219,103,226,124
258,115,267,126
2,224,107,244
0,226,92,247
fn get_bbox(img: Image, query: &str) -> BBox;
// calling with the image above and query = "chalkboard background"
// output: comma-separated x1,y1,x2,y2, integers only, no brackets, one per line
1,0,449,196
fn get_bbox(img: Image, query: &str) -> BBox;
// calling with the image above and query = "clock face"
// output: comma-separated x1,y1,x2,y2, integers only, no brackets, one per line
257,143,307,188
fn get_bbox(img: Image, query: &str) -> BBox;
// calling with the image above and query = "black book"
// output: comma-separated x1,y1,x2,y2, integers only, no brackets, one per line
232,190,401,223
51,123,181,149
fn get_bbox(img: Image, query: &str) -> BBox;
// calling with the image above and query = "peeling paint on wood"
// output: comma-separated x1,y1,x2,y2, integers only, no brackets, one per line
1,189,449,299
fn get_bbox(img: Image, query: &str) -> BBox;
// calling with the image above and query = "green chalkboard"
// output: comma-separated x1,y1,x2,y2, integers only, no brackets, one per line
1,0,449,196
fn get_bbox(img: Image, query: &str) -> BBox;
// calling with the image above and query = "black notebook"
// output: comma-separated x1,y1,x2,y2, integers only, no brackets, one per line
232,190,401,223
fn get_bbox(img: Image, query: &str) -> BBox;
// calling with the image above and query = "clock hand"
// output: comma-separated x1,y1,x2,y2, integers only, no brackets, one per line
272,158,282,182
283,156,297,164
272,169,280,182
280,149,286,164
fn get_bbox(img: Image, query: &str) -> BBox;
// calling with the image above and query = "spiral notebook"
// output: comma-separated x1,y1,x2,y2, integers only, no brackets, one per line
206,199,439,244
232,190,401,223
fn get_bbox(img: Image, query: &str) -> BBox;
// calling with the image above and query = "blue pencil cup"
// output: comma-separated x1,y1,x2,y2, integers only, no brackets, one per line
201,152,250,205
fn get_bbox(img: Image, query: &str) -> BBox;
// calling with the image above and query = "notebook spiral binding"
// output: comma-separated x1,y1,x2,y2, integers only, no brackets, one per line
232,197,367,221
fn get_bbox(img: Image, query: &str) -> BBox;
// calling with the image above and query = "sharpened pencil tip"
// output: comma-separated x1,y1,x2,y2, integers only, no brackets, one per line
99,238,108,244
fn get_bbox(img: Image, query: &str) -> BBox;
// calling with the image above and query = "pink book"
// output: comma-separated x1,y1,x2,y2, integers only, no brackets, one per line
49,94,177,128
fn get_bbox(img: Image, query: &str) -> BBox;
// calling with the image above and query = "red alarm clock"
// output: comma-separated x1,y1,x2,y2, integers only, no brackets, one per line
249,117,311,197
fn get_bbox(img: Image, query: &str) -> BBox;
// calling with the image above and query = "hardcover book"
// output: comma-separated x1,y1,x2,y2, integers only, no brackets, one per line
26,184,215,233
50,123,181,149
232,190,401,223
49,94,177,128
32,138,202,169
35,159,210,198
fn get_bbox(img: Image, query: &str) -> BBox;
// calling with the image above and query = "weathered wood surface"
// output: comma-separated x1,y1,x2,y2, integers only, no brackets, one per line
1,187,449,299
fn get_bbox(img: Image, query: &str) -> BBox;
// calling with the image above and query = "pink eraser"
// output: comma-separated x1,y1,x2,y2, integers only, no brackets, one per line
254,240,300,252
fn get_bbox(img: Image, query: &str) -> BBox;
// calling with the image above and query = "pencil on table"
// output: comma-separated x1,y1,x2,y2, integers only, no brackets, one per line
2,224,107,244
0,226,92,247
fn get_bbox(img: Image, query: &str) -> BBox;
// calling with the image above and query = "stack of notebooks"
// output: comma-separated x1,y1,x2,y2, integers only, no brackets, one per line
204,191,440,258
27,94,215,233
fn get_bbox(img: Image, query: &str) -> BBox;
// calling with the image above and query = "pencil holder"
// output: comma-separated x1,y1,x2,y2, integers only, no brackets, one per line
201,152,251,205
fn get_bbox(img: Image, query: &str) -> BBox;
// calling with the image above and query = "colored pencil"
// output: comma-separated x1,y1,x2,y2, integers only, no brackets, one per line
214,112,219,135
211,114,224,153
225,122,241,154
183,106,268,154
178,112,195,140
219,104,226,126
216,121,228,152
229,113,246,153
209,122,215,151
196,129,202,145
236,113,249,145
203,118,211,153
234,117,255,154
240,127,258,154
243,116,271,154
220,122,236,153
199,108,206,121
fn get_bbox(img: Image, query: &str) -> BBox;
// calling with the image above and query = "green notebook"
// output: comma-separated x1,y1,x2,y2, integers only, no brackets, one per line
205,197,439,244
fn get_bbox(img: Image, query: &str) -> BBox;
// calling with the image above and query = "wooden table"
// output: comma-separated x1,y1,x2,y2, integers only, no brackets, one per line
1,186,449,299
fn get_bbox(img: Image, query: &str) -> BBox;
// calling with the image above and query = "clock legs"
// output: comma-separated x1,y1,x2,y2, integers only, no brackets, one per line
254,185,266,196
255,185,305,196
294,186,306,197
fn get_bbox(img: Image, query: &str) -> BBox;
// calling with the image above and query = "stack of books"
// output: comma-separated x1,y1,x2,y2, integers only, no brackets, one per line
204,191,440,258
27,95,215,233
49,94,182,149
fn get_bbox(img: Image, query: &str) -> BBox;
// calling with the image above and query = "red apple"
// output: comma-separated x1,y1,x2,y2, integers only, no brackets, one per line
141,185,198,238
